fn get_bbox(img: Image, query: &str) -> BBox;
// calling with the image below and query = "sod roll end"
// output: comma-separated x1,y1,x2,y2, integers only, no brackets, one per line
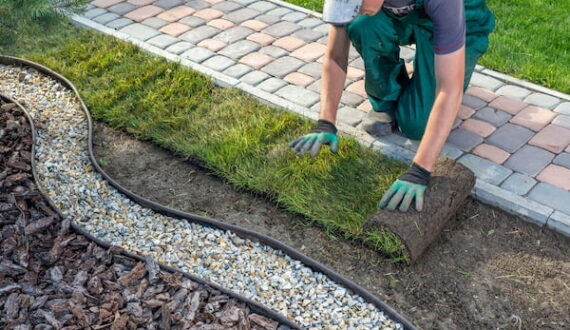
364,158,475,263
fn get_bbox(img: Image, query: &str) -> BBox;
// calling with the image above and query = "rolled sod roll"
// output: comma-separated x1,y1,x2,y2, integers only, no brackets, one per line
364,158,475,263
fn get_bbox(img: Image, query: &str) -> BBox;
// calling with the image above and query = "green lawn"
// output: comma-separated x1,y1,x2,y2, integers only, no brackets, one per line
287,0,570,94
0,22,409,260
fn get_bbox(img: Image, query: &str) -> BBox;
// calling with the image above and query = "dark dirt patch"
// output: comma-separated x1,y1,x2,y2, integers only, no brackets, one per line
93,122,570,330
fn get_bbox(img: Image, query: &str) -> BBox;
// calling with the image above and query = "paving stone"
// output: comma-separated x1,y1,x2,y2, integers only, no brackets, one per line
466,86,498,102
219,40,260,59
316,36,328,45
552,114,570,130
462,94,487,110
84,8,108,19
247,1,276,13
125,5,164,22
537,165,570,190
257,77,287,93
212,1,241,13
547,211,570,238
180,46,215,63
528,183,570,215
399,47,415,62
282,11,307,23
340,91,364,107
452,118,461,129
473,107,511,127
147,34,180,48
261,56,305,78
180,25,220,43
222,63,252,78
223,8,259,23
486,123,534,153
185,0,210,10
472,143,510,164
553,153,570,169
263,21,301,38
298,17,322,28
290,42,327,62
238,52,274,69
346,80,366,97
469,72,504,91
460,118,496,137
178,15,206,27
231,0,256,5
350,58,365,72
554,102,570,115
160,22,191,36
158,5,196,21
265,7,292,17
197,38,227,51
92,0,123,9
496,85,532,101
504,145,554,177
284,72,314,87
457,105,475,120
142,17,169,29
119,23,160,40
275,85,320,107
108,2,137,15
529,124,570,153
246,32,275,46
240,19,268,31
524,93,561,110
128,0,155,5
92,12,120,25
510,105,556,131
153,0,184,9
241,70,270,86
457,154,512,185
259,45,288,58
307,79,321,93
202,55,235,71
500,172,536,196
273,36,306,52
106,18,134,29
346,67,364,81
194,8,224,20
292,29,323,42
255,14,281,24
447,128,483,152
338,107,364,127
488,96,527,115
165,41,193,54
297,62,322,79
214,26,253,43
314,23,330,34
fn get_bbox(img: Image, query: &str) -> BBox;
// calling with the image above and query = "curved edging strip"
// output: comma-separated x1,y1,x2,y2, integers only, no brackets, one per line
1,55,418,330
0,92,300,329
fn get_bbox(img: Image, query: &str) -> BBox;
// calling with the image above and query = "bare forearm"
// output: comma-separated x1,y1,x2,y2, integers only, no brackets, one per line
320,57,347,123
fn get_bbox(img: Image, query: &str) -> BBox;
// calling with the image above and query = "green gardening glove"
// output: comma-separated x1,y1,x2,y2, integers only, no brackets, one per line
289,119,339,158
379,162,431,212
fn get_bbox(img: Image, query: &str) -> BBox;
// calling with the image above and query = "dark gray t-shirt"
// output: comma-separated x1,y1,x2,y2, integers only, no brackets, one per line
383,0,466,54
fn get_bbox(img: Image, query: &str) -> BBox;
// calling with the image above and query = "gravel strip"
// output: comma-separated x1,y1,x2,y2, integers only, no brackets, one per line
0,64,402,329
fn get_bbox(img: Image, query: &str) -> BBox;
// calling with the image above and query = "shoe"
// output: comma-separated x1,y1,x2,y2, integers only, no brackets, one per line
361,111,394,137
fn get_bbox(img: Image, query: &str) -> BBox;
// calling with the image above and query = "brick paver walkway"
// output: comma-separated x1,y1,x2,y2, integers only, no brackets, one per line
80,0,570,236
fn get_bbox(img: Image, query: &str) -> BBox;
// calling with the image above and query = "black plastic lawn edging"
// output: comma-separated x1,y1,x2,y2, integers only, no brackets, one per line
0,55,418,330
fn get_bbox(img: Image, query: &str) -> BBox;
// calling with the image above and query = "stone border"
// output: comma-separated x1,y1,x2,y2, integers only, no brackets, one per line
69,14,569,238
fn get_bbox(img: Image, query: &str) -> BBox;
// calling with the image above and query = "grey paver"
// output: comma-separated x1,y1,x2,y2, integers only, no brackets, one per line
142,17,169,29
446,128,483,152
106,18,134,29
504,145,554,177
275,85,320,107
554,102,570,115
316,36,328,45
261,56,305,78
553,153,570,169
180,47,215,63
307,79,321,93
212,1,242,13
282,11,307,23
256,14,281,25
452,118,461,129
338,107,364,127
147,34,180,49
486,123,534,153
266,7,292,17
457,154,512,185
232,0,256,5
214,26,254,43
223,8,260,24
340,91,364,107
153,0,184,9
399,47,415,62
314,23,330,34
185,0,210,10
84,8,107,19
222,64,252,78
440,143,463,160
348,46,359,59
547,211,570,237
119,23,160,41
552,114,570,130
165,41,193,55
469,72,504,91
180,25,220,44
528,183,570,215
202,55,236,71
84,4,95,10
500,173,537,196
496,85,532,101
178,16,206,27
473,107,511,127
257,77,287,93
262,21,301,38
350,58,364,70
218,40,260,59
247,1,276,13
93,12,120,25
298,18,322,29
241,71,270,86
523,93,561,110
462,94,487,110
108,2,137,15
298,62,322,79
259,46,288,58
292,29,323,42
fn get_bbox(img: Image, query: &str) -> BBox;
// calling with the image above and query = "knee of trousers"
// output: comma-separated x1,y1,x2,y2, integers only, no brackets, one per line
397,116,428,140
346,15,398,57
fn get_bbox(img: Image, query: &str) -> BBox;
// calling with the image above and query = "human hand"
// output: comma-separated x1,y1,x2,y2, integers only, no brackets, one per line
289,119,339,158
379,163,431,212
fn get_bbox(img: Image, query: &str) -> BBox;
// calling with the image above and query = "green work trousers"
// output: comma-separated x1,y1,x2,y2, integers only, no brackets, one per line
346,0,495,139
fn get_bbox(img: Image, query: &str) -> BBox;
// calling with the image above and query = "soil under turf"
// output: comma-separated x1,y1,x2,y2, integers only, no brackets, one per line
93,122,570,330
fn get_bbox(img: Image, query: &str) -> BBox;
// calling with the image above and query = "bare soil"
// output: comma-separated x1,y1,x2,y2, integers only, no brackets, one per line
93,122,570,330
